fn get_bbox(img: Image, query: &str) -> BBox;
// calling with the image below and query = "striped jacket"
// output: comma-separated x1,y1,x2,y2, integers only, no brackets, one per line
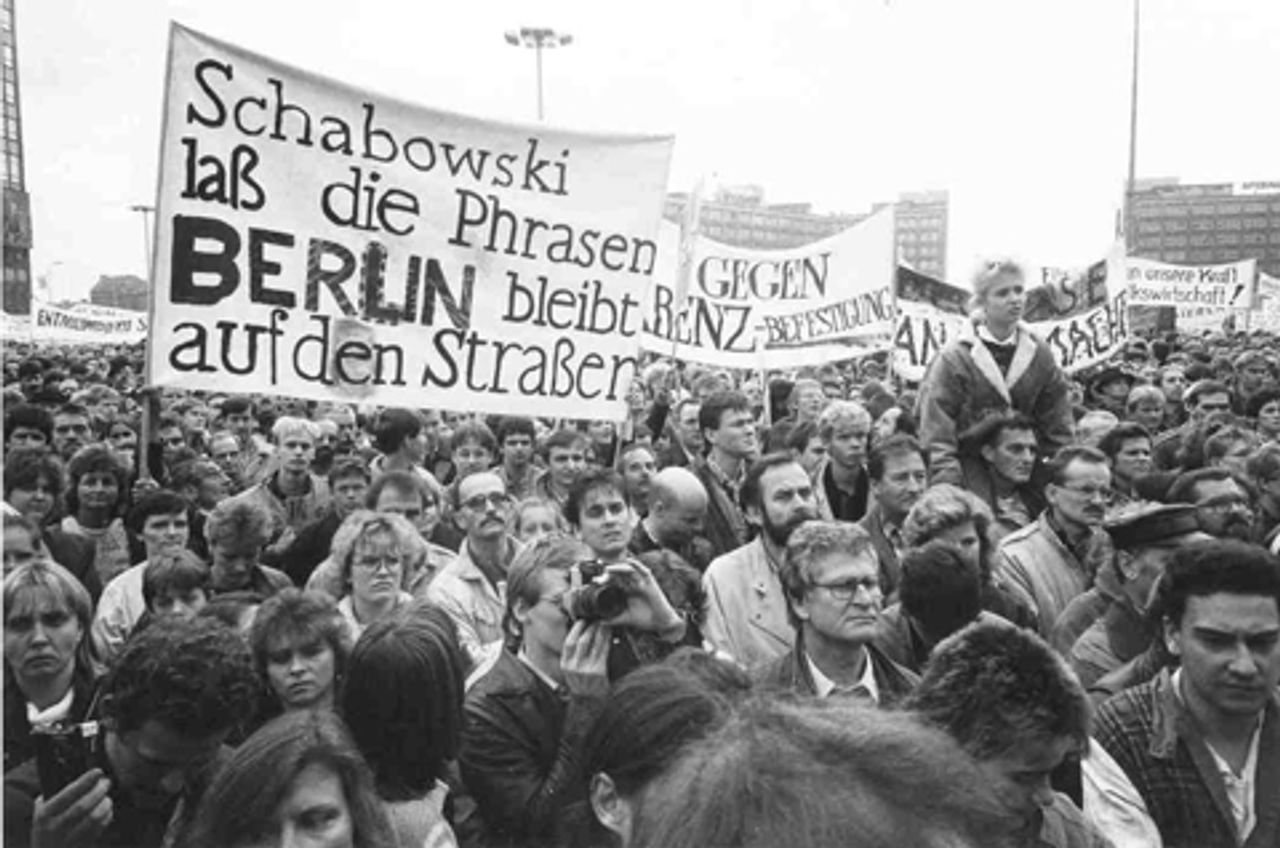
1093,669,1280,848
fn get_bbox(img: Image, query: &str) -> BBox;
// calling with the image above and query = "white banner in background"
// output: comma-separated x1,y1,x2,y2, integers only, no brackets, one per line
1126,257,1257,309
639,211,897,369
149,24,674,417
32,302,148,344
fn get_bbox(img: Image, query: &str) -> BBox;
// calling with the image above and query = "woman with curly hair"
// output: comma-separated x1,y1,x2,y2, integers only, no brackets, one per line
250,588,352,716
60,444,132,587
329,511,418,638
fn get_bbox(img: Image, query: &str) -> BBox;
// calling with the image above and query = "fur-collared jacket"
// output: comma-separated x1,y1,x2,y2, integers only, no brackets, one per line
916,321,1075,486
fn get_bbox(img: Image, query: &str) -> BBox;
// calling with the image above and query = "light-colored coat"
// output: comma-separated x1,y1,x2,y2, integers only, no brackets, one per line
702,537,793,669
994,513,1111,638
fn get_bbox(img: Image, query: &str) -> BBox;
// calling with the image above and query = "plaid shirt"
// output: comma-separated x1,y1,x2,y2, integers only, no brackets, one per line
1093,668,1280,848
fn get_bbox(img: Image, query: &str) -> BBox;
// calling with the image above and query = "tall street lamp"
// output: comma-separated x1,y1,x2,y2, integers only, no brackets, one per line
1123,0,1141,249
504,27,573,121
130,204,155,283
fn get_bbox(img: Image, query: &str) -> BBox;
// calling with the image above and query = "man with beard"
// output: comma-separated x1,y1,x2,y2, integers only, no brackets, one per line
5,617,260,848
860,435,928,599
1168,467,1256,541
756,520,917,702
703,454,819,668
995,446,1115,638
1092,540,1280,847
957,411,1045,540
428,470,523,666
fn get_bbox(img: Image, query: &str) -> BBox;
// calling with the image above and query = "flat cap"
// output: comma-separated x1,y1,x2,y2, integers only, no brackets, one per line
1104,503,1207,550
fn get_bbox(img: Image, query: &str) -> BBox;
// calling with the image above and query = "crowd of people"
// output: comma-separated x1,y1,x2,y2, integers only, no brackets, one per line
1,255,1278,848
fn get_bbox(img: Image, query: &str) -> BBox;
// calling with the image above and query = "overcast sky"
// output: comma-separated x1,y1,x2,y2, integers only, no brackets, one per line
17,0,1280,301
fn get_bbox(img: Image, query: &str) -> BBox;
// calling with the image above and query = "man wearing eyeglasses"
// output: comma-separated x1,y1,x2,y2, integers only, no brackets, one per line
428,470,524,666
755,520,917,704
994,445,1115,639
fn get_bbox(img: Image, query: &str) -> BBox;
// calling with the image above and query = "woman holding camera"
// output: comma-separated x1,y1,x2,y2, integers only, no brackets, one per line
459,536,686,847
3,561,99,772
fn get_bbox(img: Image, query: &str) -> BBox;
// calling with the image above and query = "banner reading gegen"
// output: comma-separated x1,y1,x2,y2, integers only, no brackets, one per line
149,24,674,417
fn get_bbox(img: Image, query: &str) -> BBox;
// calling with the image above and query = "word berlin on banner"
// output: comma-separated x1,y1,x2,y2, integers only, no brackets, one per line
33,301,149,344
639,211,896,369
148,25,674,418
894,244,1129,381
1126,256,1257,309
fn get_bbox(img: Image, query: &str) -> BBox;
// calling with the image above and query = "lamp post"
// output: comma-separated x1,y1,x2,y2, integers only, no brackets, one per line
504,27,573,121
1123,0,1140,249
130,204,155,283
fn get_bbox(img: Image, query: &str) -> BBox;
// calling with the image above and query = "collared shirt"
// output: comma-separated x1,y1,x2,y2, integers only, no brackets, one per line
427,536,522,666
976,322,1018,347
1080,738,1162,848
25,689,75,728
1173,668,1262,841
805,648,880,703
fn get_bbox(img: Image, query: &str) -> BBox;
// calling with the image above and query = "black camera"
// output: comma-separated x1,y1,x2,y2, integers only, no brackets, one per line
33,721,102,797
564,560,628,621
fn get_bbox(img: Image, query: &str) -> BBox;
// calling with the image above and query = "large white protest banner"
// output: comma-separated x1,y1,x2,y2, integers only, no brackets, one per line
639,211,896,369
1126,257,1257,309
148,25,673,417
1,311,31,341
32,301,148,344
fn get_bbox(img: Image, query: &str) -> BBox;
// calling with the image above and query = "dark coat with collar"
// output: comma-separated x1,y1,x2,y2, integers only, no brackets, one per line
752,634,919,707
857,503,903,600
1094,669,1280,848
460,650,604,848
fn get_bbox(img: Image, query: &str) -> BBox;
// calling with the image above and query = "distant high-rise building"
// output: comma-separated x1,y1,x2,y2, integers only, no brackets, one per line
1128,178,1280,277
2,0,31,315
664,188,949,279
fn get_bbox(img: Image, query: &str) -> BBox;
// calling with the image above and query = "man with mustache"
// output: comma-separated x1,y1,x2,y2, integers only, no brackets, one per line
1092,540,1280,848
756,520,917,703
703,454,819,668
995,446,1115,639
427,470,522,667
1168,467,1256,542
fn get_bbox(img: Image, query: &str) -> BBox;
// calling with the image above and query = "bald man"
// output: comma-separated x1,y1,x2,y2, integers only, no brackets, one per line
629,467,714,571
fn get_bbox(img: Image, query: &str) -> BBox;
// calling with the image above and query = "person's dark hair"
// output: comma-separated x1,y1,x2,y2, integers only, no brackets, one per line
367,468,436,510
125,489,191,535
4,404,53,444
2,447,65,502
660,646,753,696
739,452,801,513
142,549,211,611
1246,386,1280,420
1158,539,1280,628
541,427,588,461
568,664,733,846
100,616,260,738
1246,444,1280,486
218,395,255,417
634,549,706,628
449,420,497,456
1166,466,1238,505
53,402,90,421
204,497,274,553
372,408,422,455
1097,422,1152,461
564,467,626,527
629,697,1020,848
866,435,927,482
1203,425,1261,465
1044,445,1108,487
197,591,266,631
328,456,371,487
899,541,983,644
957,411,1036,455
698,390,751,442
187,710,393,848
784,419,820,455
904,620,1090,762
496,415,536,445
250,589,352,704
168,459,223,495
343,603,465,801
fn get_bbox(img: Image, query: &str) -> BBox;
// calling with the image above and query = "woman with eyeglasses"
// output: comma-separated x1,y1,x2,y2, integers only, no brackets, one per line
329,511,418,639
916,258,1075,489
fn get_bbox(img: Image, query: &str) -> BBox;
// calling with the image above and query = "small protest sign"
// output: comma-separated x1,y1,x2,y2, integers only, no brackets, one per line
1126,257,1257,309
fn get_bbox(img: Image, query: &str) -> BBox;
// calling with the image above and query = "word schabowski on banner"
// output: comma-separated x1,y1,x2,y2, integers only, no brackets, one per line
1126,257,1257,309
639,213,896,369
149,25,674,417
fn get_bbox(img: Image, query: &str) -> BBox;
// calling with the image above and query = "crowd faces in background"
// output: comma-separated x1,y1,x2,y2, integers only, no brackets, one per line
11,308,1280,848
